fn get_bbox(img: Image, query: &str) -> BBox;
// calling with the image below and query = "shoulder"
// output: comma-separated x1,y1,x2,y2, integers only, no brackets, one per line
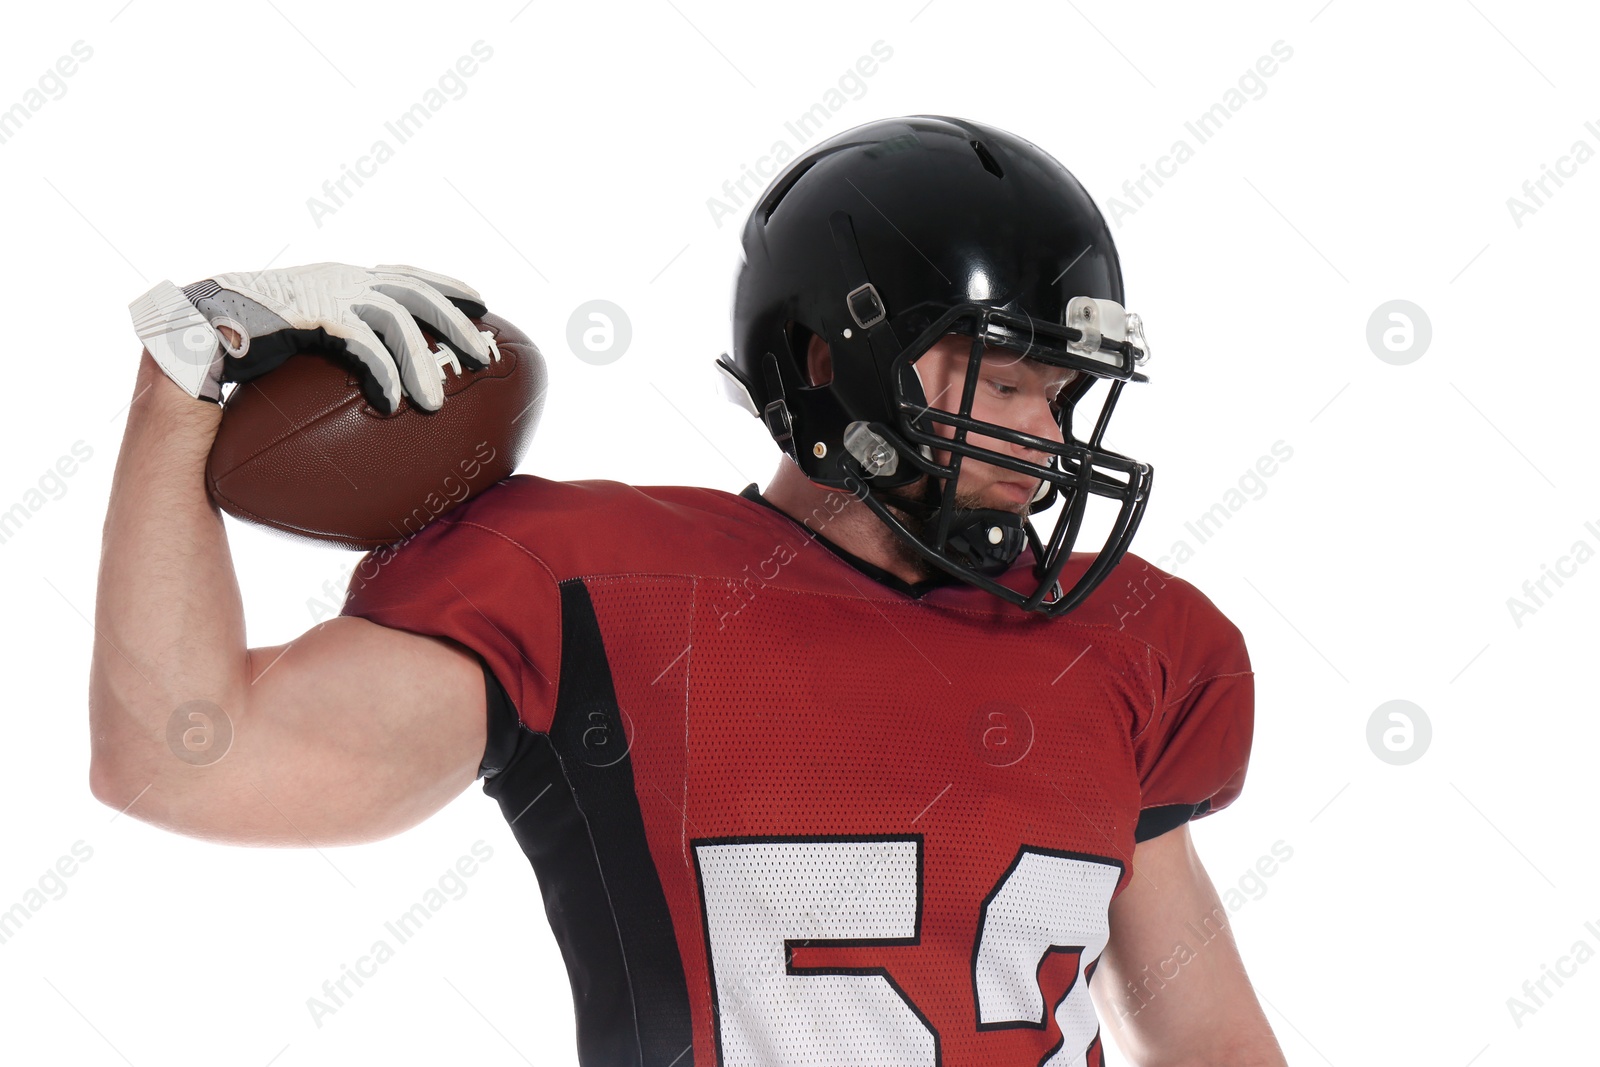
460,475,781,541
413,475,789,578
1070,552,1250,679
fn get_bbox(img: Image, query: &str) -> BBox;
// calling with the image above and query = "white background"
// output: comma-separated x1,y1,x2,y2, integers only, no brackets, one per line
2,0,1596,1063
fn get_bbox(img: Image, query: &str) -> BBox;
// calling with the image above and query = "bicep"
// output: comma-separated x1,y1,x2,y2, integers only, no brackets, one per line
131,616,491,847
1090,825,1273,1063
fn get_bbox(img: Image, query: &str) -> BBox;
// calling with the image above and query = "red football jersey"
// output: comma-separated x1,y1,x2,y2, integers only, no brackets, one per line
340,475,1253,1067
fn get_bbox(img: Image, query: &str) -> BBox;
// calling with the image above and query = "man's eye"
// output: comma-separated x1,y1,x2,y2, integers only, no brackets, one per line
985,379,1020,397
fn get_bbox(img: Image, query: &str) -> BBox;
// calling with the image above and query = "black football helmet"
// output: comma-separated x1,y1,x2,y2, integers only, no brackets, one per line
715,115,1153,617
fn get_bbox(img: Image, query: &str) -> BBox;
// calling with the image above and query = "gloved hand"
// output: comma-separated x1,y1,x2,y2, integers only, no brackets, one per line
128,262,496,414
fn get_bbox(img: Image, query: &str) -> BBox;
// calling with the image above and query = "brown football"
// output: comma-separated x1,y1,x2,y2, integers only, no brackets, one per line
206,311,545,551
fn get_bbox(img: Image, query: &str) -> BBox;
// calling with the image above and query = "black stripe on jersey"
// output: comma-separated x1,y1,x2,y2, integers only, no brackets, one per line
479,580,694,1067
1134,800,1211,842
476,656,521,781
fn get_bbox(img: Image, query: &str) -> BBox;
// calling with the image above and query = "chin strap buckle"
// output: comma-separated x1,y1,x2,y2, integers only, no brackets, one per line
933,507,1027,577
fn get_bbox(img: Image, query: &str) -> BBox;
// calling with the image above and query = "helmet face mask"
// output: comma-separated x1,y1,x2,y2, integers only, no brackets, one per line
716,115,1155,617
856,303,1151,616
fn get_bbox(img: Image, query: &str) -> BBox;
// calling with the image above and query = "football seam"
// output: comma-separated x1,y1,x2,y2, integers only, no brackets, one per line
213,389,368,479
215,344,525,478
210,333,534,549
206,488,379,547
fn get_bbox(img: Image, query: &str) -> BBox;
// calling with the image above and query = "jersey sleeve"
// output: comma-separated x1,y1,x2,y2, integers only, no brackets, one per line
337,480,562,746
1129,586,1255,842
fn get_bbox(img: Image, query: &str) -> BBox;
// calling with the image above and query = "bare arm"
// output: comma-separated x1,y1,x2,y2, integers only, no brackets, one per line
89,350,488,846
1090,824,1286,1067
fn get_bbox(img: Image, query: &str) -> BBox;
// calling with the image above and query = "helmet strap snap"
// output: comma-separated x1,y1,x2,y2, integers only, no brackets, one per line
932,508,1027,577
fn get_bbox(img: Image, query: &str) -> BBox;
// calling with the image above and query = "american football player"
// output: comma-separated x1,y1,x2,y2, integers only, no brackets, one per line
92,115,1284,1065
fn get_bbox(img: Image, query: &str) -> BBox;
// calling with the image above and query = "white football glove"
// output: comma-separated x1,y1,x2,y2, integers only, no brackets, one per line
128,262,497,414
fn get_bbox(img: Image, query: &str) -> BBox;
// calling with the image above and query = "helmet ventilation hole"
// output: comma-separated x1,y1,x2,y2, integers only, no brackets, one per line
970,139,1004,179
761,158,820,223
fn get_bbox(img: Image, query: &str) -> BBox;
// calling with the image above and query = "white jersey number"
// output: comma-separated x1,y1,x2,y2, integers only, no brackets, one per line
694,838,1120,1067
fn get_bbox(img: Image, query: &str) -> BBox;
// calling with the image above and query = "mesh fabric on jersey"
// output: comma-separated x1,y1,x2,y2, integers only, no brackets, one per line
340,475,1254,1067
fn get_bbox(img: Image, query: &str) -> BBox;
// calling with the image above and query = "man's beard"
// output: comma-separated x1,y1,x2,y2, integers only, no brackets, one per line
877,474,1010,581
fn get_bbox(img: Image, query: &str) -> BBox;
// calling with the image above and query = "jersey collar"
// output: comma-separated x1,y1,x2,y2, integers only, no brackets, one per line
737,483,960,600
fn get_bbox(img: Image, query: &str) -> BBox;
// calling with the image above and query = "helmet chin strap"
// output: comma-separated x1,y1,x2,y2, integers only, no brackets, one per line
873,478,1028,578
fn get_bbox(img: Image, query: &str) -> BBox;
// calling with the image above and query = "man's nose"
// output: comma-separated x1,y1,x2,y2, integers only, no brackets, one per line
1012,393,1065,456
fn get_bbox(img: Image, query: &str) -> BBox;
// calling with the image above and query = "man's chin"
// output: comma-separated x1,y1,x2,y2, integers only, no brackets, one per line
874,477,1028,581
982,481,1038,512
895,475,1027,517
